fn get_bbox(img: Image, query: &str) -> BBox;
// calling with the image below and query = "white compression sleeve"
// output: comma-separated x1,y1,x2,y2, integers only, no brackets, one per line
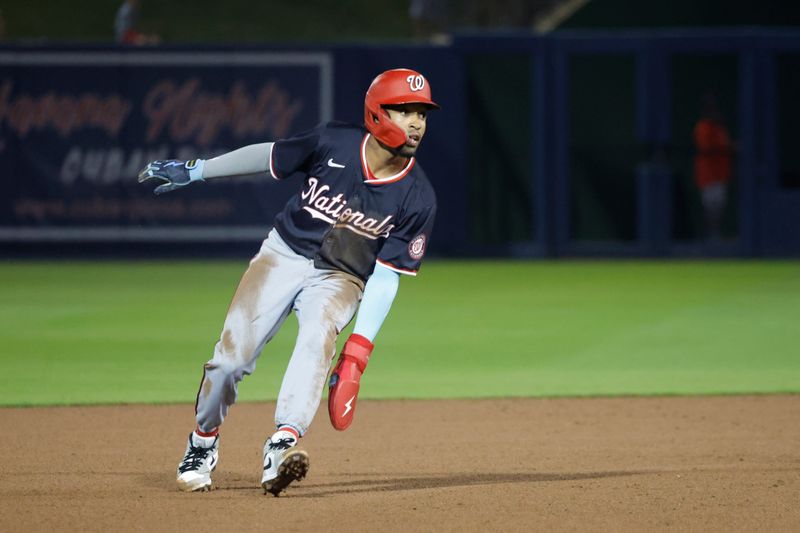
352,263,400,343
199,142,274,179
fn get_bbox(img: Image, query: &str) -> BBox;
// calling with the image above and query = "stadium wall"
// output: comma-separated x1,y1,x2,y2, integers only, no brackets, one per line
1,29,798,258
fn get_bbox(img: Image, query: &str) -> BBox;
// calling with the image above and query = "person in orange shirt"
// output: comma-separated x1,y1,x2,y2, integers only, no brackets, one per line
693,92,735,241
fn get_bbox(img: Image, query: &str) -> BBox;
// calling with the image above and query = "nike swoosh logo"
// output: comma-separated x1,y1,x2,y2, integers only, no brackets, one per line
263,457,272,471
327,158,345,168
343,395,355,417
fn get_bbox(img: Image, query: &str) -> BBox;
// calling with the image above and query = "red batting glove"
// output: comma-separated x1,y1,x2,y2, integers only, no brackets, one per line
328,334,374,431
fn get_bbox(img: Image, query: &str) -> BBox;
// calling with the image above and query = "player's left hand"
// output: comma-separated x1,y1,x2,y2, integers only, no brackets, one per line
138,159,202,195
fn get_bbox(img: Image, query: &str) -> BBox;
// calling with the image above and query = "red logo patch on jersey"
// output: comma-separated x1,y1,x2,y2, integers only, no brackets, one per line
408,234,427,260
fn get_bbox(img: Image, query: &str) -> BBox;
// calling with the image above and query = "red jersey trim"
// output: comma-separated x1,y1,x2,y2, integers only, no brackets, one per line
360,134,415,185
376,259,418,276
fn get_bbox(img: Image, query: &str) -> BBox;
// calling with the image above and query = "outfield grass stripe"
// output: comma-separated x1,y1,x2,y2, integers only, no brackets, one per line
1,260,797,405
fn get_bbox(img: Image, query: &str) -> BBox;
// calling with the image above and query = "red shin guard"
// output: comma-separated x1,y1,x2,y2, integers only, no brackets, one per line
328,334,374,431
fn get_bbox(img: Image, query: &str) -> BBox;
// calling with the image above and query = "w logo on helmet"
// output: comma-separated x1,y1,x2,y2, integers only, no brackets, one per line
406,75,425,92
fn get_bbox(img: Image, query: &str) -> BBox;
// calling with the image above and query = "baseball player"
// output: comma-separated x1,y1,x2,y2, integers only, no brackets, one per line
138,68,438,496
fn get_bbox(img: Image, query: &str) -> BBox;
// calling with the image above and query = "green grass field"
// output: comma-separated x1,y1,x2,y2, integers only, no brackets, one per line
0,260,797,406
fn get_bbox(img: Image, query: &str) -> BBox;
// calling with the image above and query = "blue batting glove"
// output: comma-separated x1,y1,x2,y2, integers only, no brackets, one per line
138,159,205,195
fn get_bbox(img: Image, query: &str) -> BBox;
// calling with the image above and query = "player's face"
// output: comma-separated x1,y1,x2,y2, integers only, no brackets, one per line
384,104,428,157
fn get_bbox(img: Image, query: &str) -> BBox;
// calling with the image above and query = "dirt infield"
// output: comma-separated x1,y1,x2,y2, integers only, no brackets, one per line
2,395,798,532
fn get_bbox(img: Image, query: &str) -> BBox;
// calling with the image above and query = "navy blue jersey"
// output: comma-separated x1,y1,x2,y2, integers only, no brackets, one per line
269,122,437,282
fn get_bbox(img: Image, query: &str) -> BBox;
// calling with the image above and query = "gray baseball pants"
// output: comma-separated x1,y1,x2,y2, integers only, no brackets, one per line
194,229,364,436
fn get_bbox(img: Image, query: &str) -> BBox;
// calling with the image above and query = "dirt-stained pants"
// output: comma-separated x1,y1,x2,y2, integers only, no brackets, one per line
194,229,364,436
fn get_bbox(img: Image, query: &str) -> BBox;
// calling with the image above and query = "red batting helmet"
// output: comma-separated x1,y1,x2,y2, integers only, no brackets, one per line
364,68,439,148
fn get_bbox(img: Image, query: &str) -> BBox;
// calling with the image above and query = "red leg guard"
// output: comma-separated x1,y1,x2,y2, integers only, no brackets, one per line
328,334,374,431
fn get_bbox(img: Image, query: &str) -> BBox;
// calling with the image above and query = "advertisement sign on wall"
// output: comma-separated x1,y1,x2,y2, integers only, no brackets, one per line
0,51,333,242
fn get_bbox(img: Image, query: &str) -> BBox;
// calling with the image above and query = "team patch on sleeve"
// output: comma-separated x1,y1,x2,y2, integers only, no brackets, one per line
408,234,427,260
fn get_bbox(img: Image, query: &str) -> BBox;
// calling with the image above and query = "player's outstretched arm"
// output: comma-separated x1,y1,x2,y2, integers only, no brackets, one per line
138,142,274,195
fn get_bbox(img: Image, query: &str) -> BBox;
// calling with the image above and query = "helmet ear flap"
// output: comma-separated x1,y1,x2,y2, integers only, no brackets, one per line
366,107,380,126
363,99,407,148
